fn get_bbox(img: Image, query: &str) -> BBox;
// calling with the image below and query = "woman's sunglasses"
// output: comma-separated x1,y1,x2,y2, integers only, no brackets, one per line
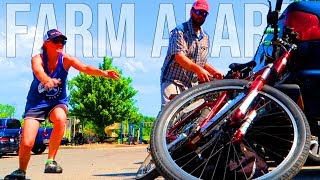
52,38,67,45
193,9,208,17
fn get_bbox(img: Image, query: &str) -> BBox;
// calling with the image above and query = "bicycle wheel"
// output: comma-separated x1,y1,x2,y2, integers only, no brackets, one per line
151,79,310,180
136,154,160,180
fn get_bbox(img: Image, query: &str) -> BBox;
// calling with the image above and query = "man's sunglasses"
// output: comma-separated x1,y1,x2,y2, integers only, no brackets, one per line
52,38,67,45
193,9,208,17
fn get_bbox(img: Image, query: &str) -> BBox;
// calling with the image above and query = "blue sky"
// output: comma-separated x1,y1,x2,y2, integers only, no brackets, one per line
0,0,290,118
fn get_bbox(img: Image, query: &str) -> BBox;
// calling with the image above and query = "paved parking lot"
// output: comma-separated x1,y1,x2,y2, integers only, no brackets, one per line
0,144,150,180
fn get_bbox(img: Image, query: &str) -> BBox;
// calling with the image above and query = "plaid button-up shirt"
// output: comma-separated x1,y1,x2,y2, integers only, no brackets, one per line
160,18,209,88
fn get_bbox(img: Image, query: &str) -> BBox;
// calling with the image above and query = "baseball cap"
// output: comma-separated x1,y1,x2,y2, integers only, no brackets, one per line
43,29,67,42
192,0,210,12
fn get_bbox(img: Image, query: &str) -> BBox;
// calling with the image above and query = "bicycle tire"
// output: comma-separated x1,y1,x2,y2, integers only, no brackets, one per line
151,79,310,180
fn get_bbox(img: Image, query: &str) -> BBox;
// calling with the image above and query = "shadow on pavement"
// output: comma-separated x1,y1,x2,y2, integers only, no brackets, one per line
0,179,31,180
92,168,320,180
0,156,17,159
94,172,137,177
1,152,48,158
32,152,48,155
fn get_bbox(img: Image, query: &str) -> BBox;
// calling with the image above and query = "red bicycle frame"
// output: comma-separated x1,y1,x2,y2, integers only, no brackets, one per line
166,41,297,145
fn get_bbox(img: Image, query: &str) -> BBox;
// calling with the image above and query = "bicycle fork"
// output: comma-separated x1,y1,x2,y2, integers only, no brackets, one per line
231,48,294,141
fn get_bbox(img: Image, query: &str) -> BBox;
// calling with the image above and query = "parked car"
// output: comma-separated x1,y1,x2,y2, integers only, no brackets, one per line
0,118,21,157
32,127,53,154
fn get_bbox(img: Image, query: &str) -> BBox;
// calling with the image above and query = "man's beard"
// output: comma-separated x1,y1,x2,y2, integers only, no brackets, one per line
191,16,205,27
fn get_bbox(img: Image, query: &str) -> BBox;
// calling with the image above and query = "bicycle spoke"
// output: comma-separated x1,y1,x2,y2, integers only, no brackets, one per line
198,133,222,178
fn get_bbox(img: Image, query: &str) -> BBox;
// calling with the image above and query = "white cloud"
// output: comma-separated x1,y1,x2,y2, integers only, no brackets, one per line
111,42,164,76
0,32,5,49
134,84,159,95
68,68,80,80
5,25,41,57
123,58,146,73
0,57,32,118
0,57,30,73
0,31,6,59
0,28,32,118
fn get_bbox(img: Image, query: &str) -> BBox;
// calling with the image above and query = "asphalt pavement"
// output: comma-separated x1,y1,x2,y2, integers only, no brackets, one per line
0,144,150,180
0,143,319,179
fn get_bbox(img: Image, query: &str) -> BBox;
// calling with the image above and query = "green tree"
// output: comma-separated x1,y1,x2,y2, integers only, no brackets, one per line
0,104,15,118
140,115,156,123
138,114,156,139
68,57,139,135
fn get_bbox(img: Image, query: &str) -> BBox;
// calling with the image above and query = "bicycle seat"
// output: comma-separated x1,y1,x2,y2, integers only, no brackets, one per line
229,61,256,71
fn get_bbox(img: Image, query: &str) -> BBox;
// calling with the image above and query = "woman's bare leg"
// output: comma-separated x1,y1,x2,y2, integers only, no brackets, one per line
19,119,40,171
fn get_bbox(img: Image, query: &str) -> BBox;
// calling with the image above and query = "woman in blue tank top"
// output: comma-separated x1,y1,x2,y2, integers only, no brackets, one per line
5,29,120,180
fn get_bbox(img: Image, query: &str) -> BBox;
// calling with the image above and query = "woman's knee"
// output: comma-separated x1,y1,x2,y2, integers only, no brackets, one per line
52,118,67,127
20,139,35,150
50,106,68,125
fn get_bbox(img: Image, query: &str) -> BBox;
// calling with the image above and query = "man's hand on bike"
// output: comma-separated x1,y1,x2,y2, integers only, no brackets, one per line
197,68,212,82
212,72,224,80
197,69,224,82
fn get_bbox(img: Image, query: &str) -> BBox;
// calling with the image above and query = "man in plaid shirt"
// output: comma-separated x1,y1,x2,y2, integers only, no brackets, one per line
136,1,224,179
160,0,223,108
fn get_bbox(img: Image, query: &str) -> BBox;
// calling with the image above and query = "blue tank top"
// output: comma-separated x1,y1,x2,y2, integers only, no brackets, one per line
26,52,68,107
